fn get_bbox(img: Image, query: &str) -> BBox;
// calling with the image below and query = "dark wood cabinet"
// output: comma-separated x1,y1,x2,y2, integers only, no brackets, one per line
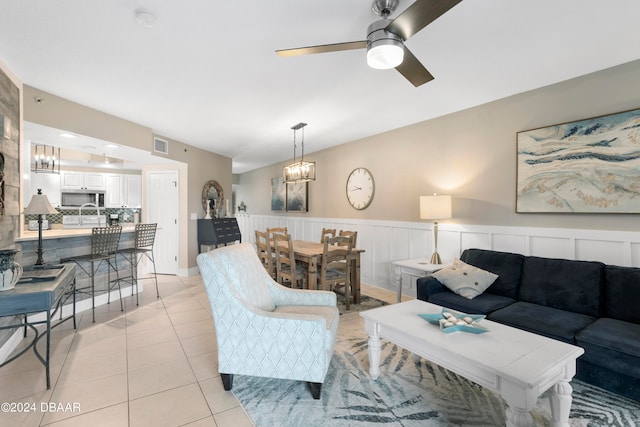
197,218,242,253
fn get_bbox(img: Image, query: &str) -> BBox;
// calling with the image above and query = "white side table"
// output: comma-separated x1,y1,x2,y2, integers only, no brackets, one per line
391,258,450,302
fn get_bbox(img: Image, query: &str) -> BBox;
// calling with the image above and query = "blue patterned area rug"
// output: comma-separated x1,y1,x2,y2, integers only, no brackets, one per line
233,325,640,427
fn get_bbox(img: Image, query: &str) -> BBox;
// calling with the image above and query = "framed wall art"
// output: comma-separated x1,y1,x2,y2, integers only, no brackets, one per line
286,181,308,212
270,177,286,212
516,107,640,213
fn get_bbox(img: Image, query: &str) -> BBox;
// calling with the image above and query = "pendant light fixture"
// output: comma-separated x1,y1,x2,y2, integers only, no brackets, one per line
283,122,315,183
31,144,60,174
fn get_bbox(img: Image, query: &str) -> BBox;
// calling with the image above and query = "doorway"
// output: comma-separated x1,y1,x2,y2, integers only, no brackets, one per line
147,171,179,275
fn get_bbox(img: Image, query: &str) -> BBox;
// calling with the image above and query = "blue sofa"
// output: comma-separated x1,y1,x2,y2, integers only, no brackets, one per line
416,248,640,401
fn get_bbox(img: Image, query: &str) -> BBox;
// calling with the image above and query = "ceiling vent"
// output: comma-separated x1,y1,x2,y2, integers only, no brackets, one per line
153,137,168,154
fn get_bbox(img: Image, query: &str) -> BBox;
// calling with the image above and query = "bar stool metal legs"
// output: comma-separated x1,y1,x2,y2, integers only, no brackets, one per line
118,223,159,305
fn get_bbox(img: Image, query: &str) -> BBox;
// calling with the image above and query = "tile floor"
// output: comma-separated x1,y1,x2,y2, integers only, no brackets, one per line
0,274,408,426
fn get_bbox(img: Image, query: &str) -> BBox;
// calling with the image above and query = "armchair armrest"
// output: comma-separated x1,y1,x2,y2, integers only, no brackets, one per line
416,276,447,301
266,279,337,307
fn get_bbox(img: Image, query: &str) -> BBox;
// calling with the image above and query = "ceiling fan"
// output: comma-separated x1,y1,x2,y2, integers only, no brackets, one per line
276,0,463,87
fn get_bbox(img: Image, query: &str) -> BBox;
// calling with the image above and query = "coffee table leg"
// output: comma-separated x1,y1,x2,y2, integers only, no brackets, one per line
549,381,573,427
366,325,382,380
505,407,534,427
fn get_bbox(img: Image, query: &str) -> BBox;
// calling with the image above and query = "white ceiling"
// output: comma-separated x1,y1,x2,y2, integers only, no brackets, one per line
1,0,640,174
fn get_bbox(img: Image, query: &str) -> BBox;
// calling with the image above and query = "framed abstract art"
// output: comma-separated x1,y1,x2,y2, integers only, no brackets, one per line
516,108,640,213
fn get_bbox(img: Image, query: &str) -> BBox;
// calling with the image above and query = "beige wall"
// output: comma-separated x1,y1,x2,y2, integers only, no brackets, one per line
22,86,232,270
235,59,640,231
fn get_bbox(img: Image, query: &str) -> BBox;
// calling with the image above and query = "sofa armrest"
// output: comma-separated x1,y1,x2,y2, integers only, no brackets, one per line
416,276,448,301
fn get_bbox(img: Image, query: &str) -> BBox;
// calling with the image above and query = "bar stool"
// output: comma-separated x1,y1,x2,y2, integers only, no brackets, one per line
61,226,122,322
118,223,159,305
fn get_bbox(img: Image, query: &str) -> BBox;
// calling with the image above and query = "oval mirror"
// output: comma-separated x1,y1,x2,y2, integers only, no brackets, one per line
202,180,224,216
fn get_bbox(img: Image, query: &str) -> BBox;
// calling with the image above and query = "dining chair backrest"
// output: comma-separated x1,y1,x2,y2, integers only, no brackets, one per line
267,227,288,240
338,230,358,248
255,230,274,277
319,236,352,283
92,226,122,255
320,228,336,243
273,233,304,287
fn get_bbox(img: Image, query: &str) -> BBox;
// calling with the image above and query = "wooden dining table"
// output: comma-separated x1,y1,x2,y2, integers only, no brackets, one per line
287,240,364,304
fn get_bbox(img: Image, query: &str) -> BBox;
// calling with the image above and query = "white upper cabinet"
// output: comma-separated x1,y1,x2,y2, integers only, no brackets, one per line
61,171,105,190
106,174,124,207
124,174,142,208
106,173,141,208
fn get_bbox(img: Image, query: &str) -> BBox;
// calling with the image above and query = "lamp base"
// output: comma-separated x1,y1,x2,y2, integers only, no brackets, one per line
430,252,442,264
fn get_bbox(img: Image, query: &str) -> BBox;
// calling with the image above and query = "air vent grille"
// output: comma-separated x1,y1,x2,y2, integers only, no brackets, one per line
153,137,168,154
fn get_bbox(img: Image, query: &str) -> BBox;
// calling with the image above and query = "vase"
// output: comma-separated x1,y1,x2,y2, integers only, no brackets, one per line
0,249,22,292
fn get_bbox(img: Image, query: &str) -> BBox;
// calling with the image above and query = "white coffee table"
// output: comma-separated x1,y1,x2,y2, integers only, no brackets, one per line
360,299,584,427
391,258,449,302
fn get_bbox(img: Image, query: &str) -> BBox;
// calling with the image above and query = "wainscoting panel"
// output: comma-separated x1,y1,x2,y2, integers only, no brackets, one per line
238,214,640,296
529,236,573,259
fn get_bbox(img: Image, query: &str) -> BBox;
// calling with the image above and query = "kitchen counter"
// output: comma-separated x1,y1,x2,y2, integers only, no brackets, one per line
17,224,136,242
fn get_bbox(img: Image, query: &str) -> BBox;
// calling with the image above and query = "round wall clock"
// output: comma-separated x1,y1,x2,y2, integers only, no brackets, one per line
346,167,375,210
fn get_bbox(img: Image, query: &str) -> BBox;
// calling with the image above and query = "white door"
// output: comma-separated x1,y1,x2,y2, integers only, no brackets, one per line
147,171,179,274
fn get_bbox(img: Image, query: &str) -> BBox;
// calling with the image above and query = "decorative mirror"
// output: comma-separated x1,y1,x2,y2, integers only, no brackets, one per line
202,180,224,217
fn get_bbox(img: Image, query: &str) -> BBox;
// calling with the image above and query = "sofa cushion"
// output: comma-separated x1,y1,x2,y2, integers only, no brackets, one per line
432,259,498,299
460,249,524,299
488,301,597,343
576,317,640,360
603,265,640,324
519,256,603,317
575,318,640,401
428,291,516,316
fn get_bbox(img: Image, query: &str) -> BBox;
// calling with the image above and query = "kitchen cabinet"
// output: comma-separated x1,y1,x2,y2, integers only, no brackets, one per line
61,171,105,190
106,174,141,208
29,172,61,208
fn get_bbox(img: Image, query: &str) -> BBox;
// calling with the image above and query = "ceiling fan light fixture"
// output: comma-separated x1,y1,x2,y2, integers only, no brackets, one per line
366,19,404,70
367,41,404,69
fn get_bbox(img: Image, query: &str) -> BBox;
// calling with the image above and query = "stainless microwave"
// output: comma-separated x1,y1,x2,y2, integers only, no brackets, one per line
61,191,105,209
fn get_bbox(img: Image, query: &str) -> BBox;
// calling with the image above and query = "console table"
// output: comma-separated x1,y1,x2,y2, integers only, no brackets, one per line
0,263,76,389
197,217,242,253
391,258,449,302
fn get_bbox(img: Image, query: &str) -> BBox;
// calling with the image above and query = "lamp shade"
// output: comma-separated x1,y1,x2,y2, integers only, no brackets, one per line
24,191,58,215
420,194,452,220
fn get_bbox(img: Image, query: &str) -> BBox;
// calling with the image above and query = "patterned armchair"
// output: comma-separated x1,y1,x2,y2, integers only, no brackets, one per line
196,243,339,399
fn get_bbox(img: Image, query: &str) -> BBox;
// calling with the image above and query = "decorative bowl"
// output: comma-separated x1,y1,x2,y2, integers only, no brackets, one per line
418,308,488,334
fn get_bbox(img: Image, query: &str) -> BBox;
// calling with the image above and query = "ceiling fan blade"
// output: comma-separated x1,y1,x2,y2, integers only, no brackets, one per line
395,46,434,87
386,0,463,41
276,41,366,57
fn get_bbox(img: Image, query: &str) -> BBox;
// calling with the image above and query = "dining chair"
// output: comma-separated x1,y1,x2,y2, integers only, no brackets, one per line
255,230,275,279
274,233,307,288
338,230,358,247
320,228,336,243
318,235,353,310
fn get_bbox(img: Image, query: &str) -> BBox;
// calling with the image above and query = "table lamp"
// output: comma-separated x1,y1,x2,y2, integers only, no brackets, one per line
24,189,58,265
420,194,452,264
